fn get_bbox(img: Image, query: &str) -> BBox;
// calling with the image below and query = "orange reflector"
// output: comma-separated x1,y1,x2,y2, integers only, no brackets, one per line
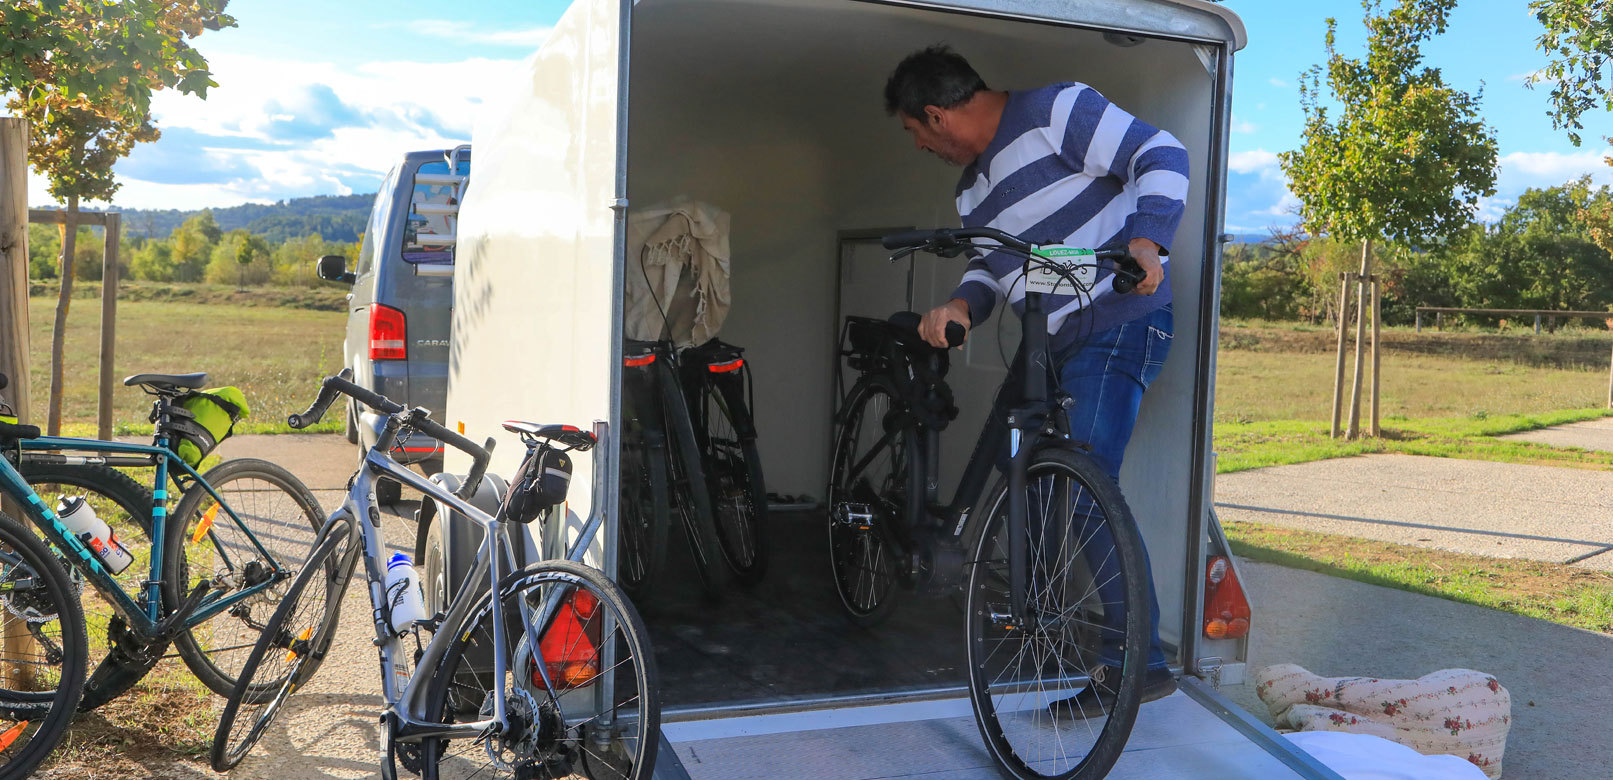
283,626,315,663
1203,555,1253,640
192,504,220,544
623,354,656,367
0,720,27,751
707,358,744,373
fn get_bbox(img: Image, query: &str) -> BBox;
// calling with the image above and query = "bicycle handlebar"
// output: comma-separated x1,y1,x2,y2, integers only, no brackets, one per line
0,420,40,440
882,228,1146,295
291,369,493,500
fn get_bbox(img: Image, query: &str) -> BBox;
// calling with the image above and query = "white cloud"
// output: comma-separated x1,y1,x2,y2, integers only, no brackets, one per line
1497,147,1613,192
1269,77,1289,88
1228,148,1280,175
400,20,553,48
1231,114,1257,134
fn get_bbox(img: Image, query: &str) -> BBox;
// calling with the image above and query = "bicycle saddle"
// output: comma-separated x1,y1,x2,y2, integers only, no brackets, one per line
502,421,597,450
123,372,208,393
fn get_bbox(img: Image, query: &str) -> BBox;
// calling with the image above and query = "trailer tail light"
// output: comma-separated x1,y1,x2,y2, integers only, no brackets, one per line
369,304,407,360
623,353,656,367
1203,555,1251,639
532,587,601,689
707,358,744,373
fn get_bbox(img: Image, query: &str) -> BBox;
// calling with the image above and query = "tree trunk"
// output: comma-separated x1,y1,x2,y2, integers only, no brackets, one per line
48,194,77,436
1346,237,1374,439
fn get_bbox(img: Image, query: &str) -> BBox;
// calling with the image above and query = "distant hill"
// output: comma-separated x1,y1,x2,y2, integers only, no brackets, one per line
92,193,377,243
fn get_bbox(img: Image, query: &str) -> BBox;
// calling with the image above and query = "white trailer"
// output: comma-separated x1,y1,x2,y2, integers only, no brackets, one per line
445,1,1344,777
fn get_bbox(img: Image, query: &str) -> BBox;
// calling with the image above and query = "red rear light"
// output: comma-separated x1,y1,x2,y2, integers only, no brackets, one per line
1203,555,1251,639
623,354,656,367
369,304,407,360
533,587,601,689
707,358,744,373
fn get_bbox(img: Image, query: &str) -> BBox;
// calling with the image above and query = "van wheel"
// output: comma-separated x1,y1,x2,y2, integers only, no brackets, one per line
345,401,359,445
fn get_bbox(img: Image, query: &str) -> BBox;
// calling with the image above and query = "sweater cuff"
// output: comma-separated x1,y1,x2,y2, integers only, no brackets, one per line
1130,197,1184,254
951,280,998,328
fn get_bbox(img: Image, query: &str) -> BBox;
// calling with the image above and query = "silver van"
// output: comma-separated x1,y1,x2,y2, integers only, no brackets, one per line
317,146,468,502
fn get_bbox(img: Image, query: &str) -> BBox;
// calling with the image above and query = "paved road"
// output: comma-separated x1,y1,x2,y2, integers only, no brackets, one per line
1215,453,1613,569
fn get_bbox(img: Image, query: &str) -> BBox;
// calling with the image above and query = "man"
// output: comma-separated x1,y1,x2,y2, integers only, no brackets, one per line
884,45,1188,707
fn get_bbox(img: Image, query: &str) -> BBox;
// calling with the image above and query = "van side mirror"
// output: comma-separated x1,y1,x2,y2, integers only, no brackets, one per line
316,254,356,285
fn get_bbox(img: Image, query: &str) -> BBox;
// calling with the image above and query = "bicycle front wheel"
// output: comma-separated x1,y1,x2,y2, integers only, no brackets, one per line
18,462,158,711
0,510,87,779
965,447,1148,780
210,519,354,772
694,378,768,584
164,457,328,699
657,361,729,597
618,372,670,599
421,560,659,780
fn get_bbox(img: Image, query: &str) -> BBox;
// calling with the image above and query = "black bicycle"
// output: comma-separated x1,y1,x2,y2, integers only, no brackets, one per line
829,226,1151,780
619,340,729,598
680,339,767,585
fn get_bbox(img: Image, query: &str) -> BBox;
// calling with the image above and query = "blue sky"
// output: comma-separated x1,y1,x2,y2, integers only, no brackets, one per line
18,0,1613,234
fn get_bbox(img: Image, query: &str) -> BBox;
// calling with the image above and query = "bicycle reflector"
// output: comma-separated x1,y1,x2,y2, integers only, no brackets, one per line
1203,555,1251,640
707,358,744,373
623,353,656,367
369,303,407,360
533,587,601,689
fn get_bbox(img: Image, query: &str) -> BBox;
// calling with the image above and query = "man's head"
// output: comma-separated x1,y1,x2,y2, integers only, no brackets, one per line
884,45,997,166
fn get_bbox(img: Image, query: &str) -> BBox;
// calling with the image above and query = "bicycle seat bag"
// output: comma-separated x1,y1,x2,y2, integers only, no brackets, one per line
163,387,250,467
504,444,573,523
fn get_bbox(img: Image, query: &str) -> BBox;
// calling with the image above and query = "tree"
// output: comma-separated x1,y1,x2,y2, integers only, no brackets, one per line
1279,0,1499,437
0,0,235,434
1527,0,1613,147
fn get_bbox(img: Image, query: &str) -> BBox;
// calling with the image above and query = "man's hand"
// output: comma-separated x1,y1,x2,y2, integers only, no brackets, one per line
920,298,971,349
1127,237,1165,296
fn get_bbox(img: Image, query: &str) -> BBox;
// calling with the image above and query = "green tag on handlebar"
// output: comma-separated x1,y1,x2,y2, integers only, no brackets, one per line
1027,244,1096,295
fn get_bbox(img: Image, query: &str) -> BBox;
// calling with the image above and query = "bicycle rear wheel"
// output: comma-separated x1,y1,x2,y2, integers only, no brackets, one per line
827,375,914,627
18,462,158,711
965,447,1147,780
164,457,328,699
210,519,354,771
0,510,87,779
420,560,659,780
692,377,768,585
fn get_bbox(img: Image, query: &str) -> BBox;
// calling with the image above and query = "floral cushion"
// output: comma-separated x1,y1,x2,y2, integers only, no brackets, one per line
1255,664,1511,779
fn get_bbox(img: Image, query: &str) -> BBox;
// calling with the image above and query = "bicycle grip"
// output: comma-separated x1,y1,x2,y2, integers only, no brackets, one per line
1112,258,1145,295
945,322,966,348
0,420,40,440
882,230,939,250
288,369,352,429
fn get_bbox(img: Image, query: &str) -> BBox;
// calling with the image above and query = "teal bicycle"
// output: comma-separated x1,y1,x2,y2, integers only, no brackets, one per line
0,371,329,719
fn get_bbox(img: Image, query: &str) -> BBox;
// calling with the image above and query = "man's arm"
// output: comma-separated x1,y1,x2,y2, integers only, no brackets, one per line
923,247,1003,348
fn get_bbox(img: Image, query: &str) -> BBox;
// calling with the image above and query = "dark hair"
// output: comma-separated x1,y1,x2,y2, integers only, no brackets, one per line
883,45,988,119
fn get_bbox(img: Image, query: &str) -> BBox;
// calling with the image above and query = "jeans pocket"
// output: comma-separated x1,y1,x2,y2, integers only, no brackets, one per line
1141,324,1174,387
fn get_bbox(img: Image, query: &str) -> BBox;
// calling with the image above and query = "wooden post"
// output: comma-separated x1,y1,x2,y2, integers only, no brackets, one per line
1607,335,1613,410
1415,310,1422,333
47,193,77,436
1437,312,1443,331
1330,271,1352,439
1535,314,1542,335
98,213,118,440
1371,277,1382,437
0,118,35,689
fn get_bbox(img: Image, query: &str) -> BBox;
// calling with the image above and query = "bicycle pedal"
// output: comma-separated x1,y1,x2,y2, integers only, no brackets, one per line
834,502,874,529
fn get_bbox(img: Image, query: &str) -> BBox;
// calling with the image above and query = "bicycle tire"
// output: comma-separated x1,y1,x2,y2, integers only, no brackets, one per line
210,519,354,772
654,359,729,597
17,462,160,711
618,374,670,599
693,377,768,585
0,509,87,779
965,446,1148,780
827,374,915,627
163,457,328,699
419,560,659,780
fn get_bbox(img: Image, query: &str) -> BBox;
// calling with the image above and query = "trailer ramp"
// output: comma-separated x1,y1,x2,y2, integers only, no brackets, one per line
659,678,1343,780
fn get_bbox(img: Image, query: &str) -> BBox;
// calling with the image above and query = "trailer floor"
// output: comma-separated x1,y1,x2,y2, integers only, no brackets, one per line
640,508,969,707
663,690,1308,780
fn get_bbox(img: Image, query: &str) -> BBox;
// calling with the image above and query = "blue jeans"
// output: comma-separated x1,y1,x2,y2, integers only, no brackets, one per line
999,305,1174,671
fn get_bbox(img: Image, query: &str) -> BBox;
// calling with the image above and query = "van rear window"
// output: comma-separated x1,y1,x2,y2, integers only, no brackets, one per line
403,156,470,264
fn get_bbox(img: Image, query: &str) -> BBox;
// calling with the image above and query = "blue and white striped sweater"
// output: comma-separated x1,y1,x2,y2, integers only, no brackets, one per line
950,82,1189,350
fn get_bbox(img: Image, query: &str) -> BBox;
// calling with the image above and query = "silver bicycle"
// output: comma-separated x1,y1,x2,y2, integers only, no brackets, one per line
210,370,659,780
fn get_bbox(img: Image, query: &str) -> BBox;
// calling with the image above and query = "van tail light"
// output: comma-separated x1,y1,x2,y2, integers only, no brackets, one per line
369,304,408,360
532,587,601,689
1203,555,1251,639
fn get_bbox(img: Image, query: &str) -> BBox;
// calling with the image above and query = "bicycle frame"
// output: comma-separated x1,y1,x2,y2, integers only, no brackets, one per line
1,434,292,640
344,418,618,744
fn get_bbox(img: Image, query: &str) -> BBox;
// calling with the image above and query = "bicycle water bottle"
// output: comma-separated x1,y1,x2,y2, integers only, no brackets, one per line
385,552,427,634
56,495,135,575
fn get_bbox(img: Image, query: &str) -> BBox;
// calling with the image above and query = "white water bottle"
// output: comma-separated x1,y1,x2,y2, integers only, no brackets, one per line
385,552,427,634
56,495,135,575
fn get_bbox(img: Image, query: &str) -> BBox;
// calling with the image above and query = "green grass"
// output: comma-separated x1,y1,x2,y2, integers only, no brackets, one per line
24,297,346,434
1225,521,1613,634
